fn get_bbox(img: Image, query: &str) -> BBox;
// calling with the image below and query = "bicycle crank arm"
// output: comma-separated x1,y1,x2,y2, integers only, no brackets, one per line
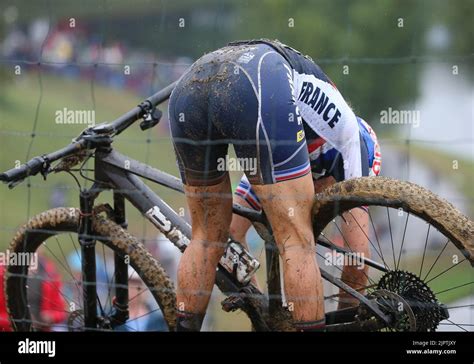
319,268,391,325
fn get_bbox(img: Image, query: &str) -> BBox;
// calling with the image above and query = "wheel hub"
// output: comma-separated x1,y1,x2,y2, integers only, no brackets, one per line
67,309,84,331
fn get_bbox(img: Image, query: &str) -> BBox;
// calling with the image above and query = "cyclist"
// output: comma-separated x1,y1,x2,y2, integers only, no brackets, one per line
169,39,380,331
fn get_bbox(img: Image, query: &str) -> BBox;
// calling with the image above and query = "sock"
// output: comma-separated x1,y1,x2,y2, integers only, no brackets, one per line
294,318,326,332
176,310,205,332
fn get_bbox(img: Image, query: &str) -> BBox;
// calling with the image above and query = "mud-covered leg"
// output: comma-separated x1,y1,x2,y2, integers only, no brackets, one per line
176,175,233,331
253,173,325,331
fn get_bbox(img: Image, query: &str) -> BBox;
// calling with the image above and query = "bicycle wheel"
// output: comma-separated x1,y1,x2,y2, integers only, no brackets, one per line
312,176,473,332
4,207,176,331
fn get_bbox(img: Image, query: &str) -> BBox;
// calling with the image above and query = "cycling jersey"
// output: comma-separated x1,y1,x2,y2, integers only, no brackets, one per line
229,39,365,180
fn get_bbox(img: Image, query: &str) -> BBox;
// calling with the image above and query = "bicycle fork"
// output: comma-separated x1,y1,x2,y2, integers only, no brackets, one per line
78,189,130,331
78,189,98,330
110,192,130,326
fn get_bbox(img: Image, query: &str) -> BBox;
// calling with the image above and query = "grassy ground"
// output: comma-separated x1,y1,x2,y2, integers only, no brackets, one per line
396,143,474,216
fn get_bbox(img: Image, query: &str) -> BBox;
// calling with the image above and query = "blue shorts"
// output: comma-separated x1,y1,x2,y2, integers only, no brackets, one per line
168,43,310,186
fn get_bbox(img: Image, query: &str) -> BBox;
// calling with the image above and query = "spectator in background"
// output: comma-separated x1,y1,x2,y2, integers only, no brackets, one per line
151,234,181,284
0,255,67,332
1,19,192,96
27,254,67,331
116,266,168,332
0,264,12,331
49,183,67,208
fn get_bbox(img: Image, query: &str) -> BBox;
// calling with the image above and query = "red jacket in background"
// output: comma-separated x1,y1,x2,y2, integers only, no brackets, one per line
0,265,11,331
0,258,67,332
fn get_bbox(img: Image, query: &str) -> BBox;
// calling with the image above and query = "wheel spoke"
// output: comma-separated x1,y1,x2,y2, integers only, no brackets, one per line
68,233,82,262
396,212,409,271
328,222,376,286
105,265,117,316
435,281,474,295
446,303,474,309
315,199,472,332
36,247,82,309
27,285,76,317
386,207,396,270
368,209,389,269
51,237,82,294
347,210,390,271
423,238,450,281
419,224,431,278
442,319,469,332
425,258,467,284
32,260,82,315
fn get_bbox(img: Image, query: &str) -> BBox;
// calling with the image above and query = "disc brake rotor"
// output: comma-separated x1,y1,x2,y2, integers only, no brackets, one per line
370,289,416,331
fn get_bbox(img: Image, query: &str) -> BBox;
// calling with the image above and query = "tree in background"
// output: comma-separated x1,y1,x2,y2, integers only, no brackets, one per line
234,0,428,129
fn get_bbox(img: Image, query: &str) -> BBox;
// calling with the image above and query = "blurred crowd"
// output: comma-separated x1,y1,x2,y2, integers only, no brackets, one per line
1,18,192,95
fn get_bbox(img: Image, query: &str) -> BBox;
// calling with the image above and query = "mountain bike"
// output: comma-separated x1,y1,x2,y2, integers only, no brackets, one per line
1,82,473,332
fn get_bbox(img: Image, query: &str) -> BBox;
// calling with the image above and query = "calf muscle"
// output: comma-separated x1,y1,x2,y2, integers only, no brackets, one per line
176,176,232,316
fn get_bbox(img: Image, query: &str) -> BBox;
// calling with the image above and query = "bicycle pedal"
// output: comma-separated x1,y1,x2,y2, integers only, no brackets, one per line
221,294,245,312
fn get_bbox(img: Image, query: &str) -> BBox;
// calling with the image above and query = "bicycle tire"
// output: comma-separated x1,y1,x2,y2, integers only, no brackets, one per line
4,207,177,331
312,176,473,264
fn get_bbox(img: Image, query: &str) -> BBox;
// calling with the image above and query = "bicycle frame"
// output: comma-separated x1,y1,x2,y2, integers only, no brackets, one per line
76,142,391,331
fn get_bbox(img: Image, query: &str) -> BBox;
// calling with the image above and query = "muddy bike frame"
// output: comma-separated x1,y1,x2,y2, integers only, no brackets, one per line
1,82,392,331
